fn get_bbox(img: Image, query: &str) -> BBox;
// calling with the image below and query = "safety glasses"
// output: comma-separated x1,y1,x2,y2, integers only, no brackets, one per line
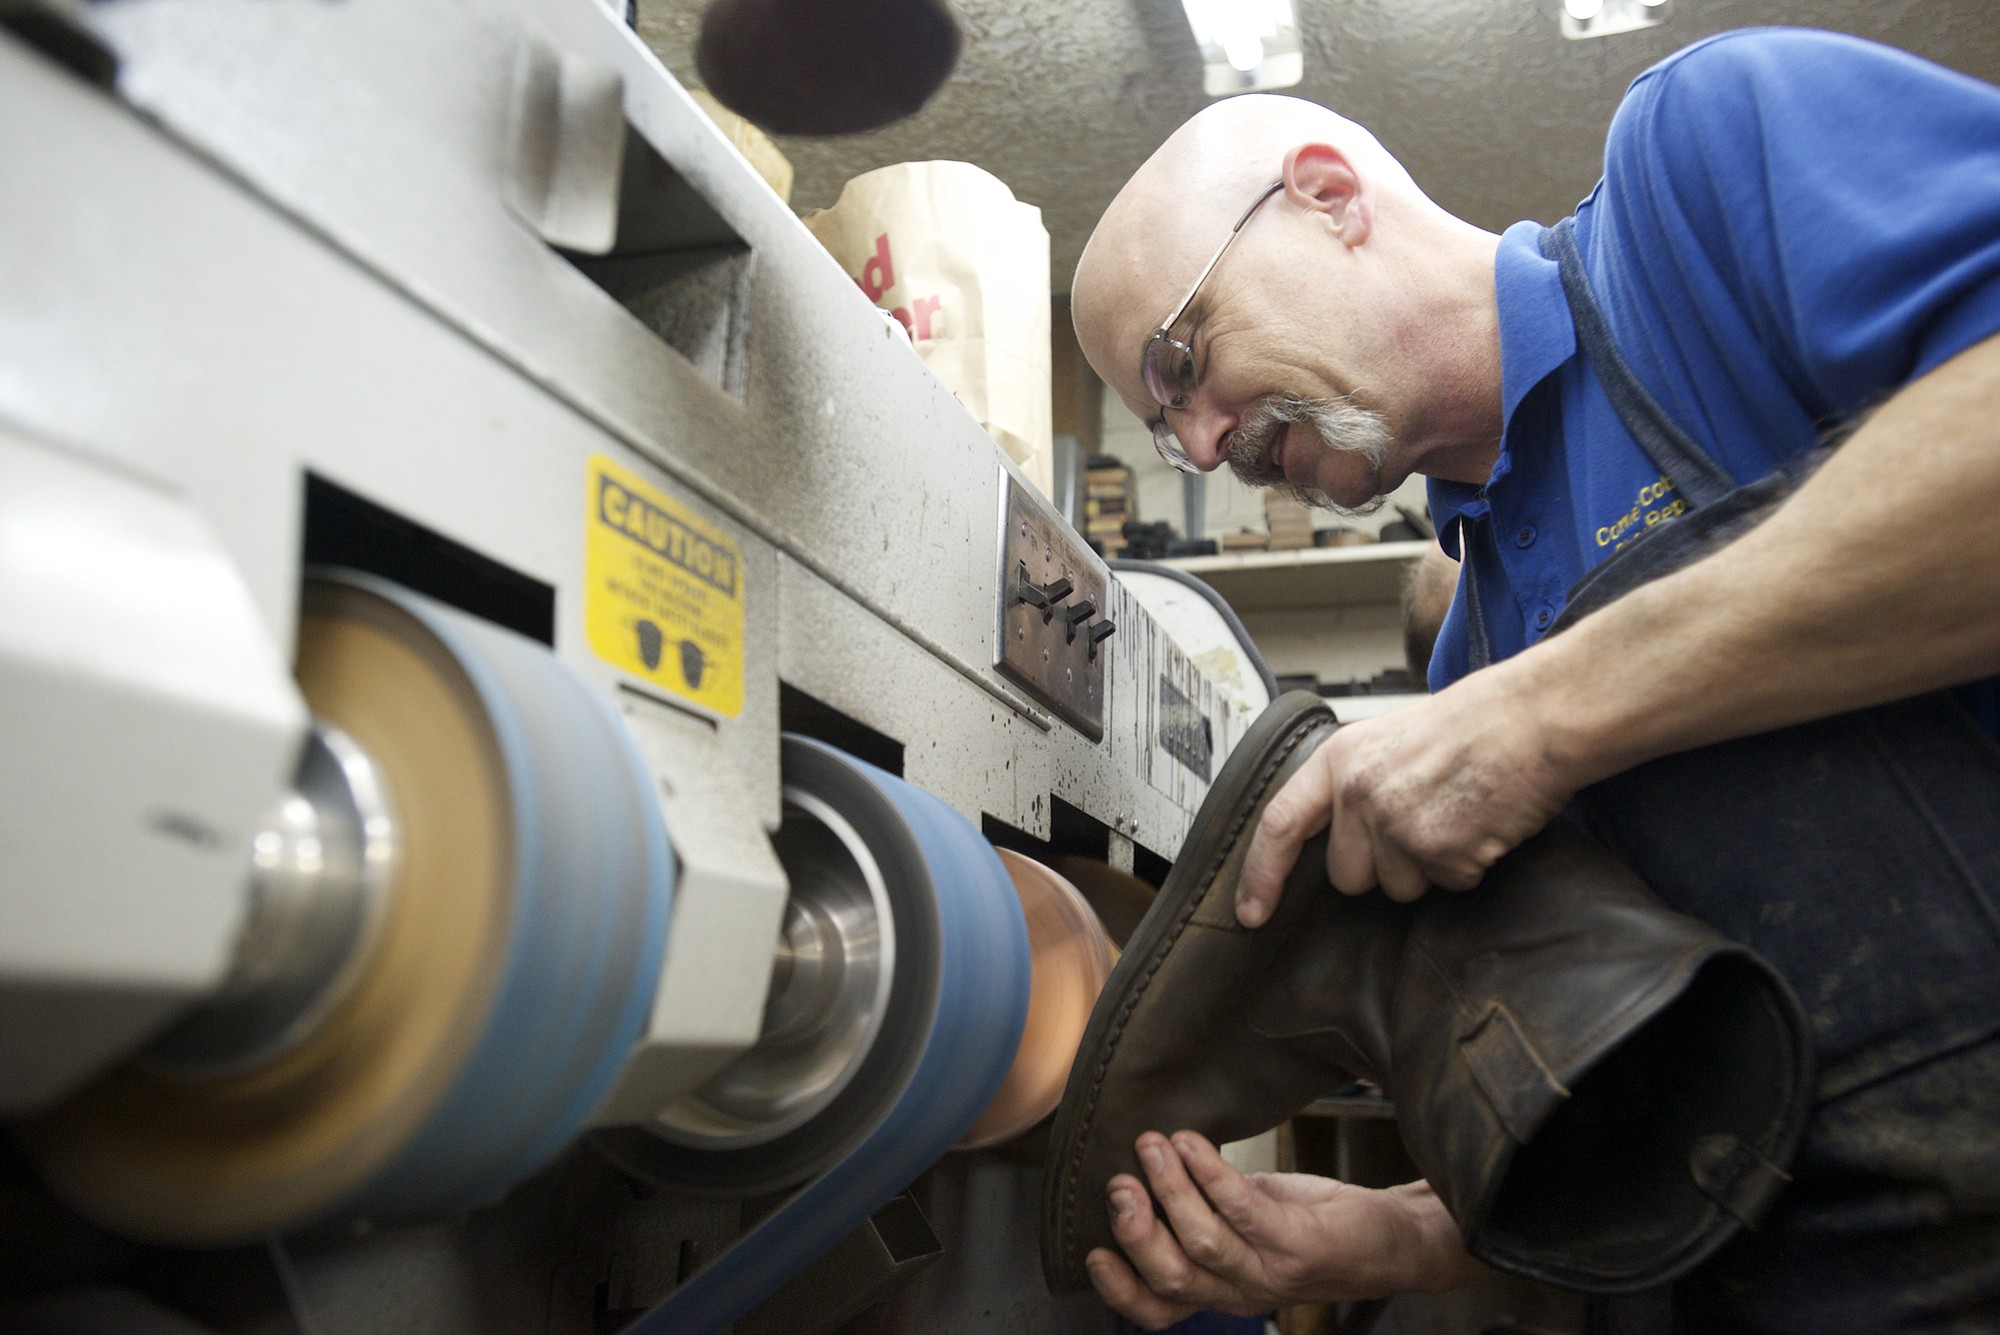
1142,180,1284,471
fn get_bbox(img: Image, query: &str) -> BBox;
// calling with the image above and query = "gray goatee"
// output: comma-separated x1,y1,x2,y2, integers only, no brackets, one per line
1226,393,1392,516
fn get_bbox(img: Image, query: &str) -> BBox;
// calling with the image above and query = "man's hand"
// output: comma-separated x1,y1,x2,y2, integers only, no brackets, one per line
1234,333,2000,924
1085,1131,1479,1330
1237,667,1580,921
1250,333,2000,921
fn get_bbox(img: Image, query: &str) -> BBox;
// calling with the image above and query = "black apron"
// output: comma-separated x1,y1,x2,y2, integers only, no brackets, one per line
1456,218,2000,1333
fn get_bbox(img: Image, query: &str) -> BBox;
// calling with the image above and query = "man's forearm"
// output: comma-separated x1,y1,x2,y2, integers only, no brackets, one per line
1500,330,2000,787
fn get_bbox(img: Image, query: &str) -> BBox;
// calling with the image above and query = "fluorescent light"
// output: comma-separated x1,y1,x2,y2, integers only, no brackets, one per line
1180,0,1303,96
1560,0,1672,39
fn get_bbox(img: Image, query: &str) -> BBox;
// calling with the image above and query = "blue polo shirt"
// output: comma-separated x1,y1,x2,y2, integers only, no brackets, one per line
1428,28,2000,721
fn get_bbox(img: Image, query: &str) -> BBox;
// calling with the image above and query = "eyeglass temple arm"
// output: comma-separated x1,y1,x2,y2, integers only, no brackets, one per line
1157,180,1285,333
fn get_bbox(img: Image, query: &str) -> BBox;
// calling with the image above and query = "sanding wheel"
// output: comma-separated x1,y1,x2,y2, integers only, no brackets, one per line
612,739,1029,1335
20,571,673,1245
598,735,1028,1199
649,783,897,1153
1051,856,1158,952
955,851,1116,1149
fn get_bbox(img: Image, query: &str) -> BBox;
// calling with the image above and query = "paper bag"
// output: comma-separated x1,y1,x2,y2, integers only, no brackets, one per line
804,161,1054,498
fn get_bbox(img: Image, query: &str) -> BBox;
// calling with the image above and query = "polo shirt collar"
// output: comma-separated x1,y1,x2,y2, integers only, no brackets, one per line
1429,219,1577,558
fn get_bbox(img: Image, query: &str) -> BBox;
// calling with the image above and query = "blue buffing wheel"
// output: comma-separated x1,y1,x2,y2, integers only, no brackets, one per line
598,735,1029,1199
608,735,1031,1334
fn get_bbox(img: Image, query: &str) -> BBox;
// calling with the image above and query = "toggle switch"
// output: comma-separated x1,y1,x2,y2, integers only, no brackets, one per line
1014,563,1074,624
1087,619,1117,661
1061,597,1098,644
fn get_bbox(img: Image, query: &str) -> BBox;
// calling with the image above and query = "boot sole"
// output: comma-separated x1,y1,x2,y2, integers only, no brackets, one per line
1040,690,1335,1292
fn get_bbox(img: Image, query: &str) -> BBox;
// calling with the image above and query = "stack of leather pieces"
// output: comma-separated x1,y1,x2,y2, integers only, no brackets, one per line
1042,692,1815,1296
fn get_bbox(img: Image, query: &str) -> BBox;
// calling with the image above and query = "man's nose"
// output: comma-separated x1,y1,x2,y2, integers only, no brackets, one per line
1171,401,1238,472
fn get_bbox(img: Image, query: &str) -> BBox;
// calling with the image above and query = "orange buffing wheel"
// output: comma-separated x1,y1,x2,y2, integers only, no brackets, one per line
1052,856,1159,951
956,850,1116,1149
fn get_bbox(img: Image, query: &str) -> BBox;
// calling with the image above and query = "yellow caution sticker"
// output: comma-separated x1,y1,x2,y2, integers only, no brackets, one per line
584,454,744,717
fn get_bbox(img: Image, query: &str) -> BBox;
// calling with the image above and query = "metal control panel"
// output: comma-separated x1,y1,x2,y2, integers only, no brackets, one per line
995,478,1115,741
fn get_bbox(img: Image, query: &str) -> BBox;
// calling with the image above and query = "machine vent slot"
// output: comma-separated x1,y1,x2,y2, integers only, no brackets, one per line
562,129,755,403
868,1192,941,1266
302,474,555,645
778,684,903,778
503,37,756,403
984,798,1171,887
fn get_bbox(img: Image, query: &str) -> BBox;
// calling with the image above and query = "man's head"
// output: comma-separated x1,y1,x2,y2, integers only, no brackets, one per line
1074,95,1504,511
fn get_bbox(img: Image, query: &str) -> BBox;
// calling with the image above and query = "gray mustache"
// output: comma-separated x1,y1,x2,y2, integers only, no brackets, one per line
1226,394,1392,515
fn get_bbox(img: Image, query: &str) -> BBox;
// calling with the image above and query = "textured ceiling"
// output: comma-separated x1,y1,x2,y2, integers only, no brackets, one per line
636,0,2000,291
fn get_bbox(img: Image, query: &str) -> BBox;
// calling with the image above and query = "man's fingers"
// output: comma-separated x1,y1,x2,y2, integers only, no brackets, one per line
1107,1171,1231,1309
1373,831,1431,903
1084,1247,1197,1332
1170,1133,1283,1248
1427,832,1512,892
1136,1133,1262,1281
1325,793,1378,897
1247,1169,1350,1205
1238,752,1335,927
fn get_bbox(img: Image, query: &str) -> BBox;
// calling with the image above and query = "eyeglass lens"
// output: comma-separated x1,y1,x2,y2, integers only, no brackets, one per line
1151,418,1197,472
1143,333,1197,410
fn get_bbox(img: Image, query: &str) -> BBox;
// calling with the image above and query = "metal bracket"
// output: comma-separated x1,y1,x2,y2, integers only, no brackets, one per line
503,32,627,255
591,694,790,1126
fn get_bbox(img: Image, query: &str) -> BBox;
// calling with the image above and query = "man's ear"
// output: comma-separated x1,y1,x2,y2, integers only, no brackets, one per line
1283,143,1370,247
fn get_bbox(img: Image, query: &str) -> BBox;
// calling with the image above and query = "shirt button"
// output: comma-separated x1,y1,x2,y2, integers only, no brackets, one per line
1534,607,1553,630
1515,525,1537,548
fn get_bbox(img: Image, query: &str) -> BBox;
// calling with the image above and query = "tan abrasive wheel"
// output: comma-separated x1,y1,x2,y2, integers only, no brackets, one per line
20,580,514,1245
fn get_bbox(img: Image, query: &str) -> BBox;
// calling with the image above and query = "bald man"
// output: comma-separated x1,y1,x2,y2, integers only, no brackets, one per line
1072,28,2000,1334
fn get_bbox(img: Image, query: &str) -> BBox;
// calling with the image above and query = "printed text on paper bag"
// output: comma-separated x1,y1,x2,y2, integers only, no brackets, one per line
854,233,943,342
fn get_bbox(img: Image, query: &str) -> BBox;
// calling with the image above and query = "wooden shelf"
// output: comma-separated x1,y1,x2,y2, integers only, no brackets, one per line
1161,540,1430,612
1301,1091,1396,1120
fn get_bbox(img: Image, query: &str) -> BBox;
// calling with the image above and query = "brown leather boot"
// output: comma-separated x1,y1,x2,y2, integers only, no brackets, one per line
694,0,962,136
1042,692,1813,1296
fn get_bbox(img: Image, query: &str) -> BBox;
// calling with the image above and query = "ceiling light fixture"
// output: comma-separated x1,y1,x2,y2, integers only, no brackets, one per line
1560,0,1672,40
1180,0,1303,96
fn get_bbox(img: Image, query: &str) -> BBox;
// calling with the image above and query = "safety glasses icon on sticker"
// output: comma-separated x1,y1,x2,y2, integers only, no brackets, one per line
633,619,706,689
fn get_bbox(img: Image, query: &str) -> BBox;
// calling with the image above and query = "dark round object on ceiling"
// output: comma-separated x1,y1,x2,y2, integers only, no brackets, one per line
695,0,963,137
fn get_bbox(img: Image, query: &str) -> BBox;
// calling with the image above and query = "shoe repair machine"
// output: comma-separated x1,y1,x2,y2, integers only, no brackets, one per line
0,1,1263,1330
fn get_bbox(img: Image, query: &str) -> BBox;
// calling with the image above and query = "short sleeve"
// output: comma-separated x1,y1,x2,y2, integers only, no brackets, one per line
1602,29,2000,422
